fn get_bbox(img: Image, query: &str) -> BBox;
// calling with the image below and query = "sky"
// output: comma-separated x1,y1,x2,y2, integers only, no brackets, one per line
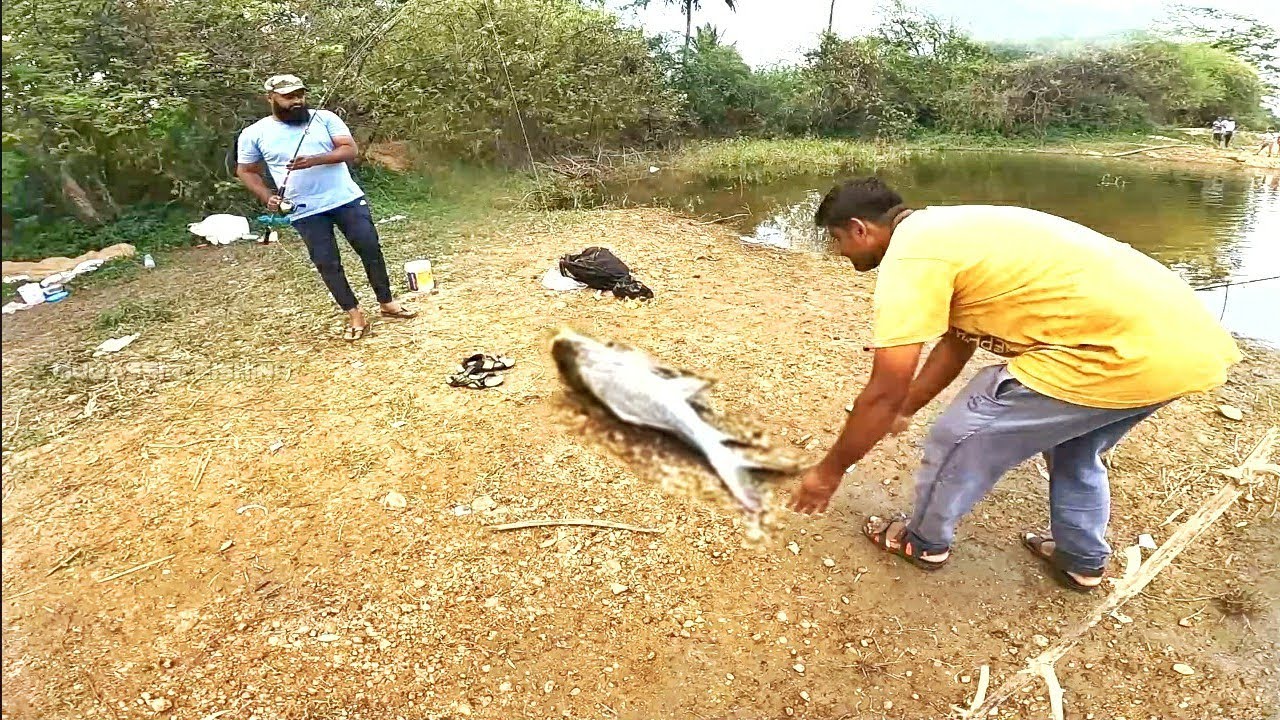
606,0,1280,68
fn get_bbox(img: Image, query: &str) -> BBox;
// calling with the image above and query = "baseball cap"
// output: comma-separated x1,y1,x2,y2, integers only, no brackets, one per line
263,74,307,94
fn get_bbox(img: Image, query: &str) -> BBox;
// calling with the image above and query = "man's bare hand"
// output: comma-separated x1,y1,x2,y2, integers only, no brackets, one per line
789,465,843,515
286,155,320,171
266,195,283,212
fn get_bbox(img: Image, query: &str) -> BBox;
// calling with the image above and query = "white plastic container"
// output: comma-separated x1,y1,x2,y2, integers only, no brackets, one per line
17,283,45,306
405,259,435,293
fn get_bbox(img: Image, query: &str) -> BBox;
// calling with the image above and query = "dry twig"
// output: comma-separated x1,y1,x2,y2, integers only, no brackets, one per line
487,518,664,534
97,553,176,583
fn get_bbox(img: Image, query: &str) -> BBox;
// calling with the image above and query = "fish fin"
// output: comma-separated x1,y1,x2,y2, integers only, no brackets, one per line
706,444,765,513
667,374,711,400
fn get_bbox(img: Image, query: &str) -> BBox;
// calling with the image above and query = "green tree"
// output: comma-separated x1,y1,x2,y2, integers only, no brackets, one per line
633,0,738,66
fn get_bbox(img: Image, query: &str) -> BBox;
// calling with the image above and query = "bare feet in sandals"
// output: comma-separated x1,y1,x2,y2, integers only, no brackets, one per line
379,300,417,319
863,515,950,570
344,308,368,342
1023,533,1105,592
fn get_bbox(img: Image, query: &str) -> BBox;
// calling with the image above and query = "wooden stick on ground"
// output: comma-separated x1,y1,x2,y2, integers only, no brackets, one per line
486,519,664,534
191,450,212,491
96,553,177,584
1108,143,1192,157
964,427,1277,719
46,548,83,577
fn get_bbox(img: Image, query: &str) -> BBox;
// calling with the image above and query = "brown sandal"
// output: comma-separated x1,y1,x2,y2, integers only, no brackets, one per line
1022,533,1104,593
863,514,949,571
380,306,418,319
343,324,367,342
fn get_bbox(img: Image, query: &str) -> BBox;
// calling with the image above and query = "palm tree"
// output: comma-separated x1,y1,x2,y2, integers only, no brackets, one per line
636,0,738,66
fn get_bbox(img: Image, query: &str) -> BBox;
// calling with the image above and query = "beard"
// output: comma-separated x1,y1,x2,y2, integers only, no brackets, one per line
273,103,310,126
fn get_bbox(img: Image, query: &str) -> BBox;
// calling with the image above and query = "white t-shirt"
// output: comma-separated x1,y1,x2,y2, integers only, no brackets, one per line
1223,120,1237,132
237,110,363,220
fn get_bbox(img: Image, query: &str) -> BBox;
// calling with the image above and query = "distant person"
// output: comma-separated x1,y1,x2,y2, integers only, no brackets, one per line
1222,117,1237,148
1212,117,1225,147
236,74,417,341
1257,128,1278,157
790,178,1240,592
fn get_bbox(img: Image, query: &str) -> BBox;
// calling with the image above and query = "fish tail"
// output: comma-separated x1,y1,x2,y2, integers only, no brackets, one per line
706,442,764,512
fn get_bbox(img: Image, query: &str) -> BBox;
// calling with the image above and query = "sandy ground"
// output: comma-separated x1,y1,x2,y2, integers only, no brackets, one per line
2,207,1279,720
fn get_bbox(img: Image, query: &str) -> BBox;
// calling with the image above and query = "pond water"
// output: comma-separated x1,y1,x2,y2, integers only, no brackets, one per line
604,153,1280,346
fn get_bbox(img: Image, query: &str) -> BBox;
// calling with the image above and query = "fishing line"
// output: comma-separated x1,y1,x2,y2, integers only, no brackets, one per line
273,1,423,213
1193,274,1280,292
480,0,544,200
1192,274,1280,322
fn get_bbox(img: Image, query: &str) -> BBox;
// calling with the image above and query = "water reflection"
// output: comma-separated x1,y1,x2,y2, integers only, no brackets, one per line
605,153,1279,345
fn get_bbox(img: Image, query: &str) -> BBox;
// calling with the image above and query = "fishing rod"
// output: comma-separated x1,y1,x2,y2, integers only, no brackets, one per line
272,3,420,215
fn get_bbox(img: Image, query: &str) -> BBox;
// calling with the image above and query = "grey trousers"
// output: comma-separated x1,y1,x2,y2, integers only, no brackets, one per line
906,365,1165,574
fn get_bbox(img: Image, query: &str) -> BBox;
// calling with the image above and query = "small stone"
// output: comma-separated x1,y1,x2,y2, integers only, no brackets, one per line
543,680,555,694
471,495,497,513
610,583,629,595
147,697,172,713
793,663,805,673
499,682,513,692
382,491,407,510
960,675,972,684
1033,634,1050,648
822,557,835,568
787,542,800,555
1178,616,1194,628
603,559,622,573
776,611,788,623
317,633,340,643
1138,534,1158,550
1172,663,1195,676
593,505,604,514
883,700,893,710
570,687,581,696
1218,405,1244,421
800,691,811,702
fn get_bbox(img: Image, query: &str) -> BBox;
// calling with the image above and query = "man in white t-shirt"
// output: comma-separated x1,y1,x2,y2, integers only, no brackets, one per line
1222,117,1237,148
236,74,416,341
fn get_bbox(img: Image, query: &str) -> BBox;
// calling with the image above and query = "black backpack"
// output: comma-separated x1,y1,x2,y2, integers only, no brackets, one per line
559,247,654,300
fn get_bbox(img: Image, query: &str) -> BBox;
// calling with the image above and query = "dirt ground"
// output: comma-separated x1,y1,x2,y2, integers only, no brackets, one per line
2,207,1279,720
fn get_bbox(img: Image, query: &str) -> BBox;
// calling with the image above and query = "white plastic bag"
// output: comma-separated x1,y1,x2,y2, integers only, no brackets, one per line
188,214,252,245
541,264,586,292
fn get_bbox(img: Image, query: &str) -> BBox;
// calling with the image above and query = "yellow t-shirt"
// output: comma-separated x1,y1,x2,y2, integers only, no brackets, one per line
870,205,1240,409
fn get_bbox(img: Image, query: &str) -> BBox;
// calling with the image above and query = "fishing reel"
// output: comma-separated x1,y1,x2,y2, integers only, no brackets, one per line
277,199,295,214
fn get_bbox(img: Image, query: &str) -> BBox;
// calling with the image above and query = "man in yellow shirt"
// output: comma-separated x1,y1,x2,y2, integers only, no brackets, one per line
790,177,1240,592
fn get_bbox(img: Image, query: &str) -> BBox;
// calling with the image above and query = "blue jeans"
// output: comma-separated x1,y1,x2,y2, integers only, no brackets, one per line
907,365,1164,574
291,198,392,311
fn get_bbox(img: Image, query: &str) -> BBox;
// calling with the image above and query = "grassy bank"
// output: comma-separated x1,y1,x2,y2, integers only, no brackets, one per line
5,127,1273,301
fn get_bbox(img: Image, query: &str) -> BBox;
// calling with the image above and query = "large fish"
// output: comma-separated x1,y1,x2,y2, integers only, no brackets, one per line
551,328,774,512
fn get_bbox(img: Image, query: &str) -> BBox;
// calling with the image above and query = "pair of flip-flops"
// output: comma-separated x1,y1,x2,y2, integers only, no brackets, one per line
448,353,515,389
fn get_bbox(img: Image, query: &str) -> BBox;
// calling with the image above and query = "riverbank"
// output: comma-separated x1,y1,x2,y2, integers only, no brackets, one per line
3,177,1278,718
661,131,1280,182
